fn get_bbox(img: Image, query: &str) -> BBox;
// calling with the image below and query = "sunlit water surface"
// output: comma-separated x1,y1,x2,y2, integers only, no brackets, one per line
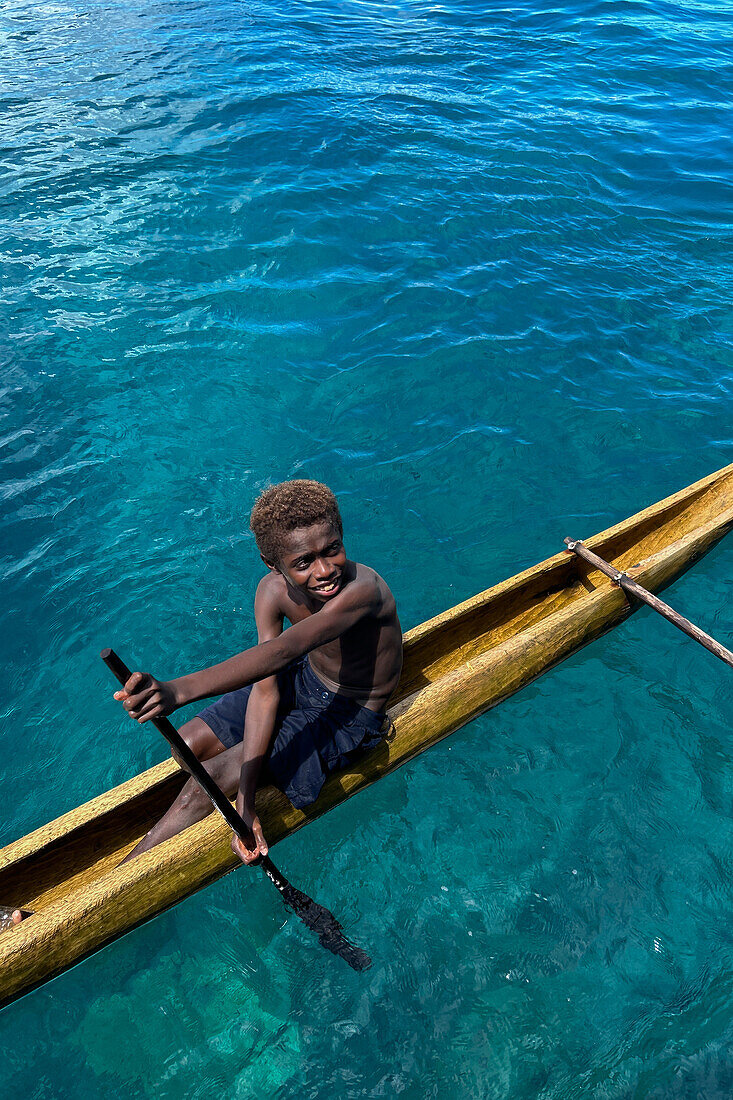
1,0,732,1095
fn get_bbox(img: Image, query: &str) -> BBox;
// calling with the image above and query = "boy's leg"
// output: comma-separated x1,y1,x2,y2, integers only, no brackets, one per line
175,716,230,764
121,742,243,863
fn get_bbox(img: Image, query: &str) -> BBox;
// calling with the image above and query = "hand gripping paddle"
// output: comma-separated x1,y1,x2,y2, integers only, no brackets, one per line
102,648,371,971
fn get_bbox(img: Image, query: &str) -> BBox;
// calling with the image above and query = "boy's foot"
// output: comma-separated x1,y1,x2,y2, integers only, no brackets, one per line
0,907,32,932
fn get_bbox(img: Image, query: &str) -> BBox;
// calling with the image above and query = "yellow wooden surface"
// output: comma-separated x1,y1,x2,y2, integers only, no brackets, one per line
1,462,731,1007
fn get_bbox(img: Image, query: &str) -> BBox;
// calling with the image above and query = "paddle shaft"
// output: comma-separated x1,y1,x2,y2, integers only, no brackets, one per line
101,648,372,970
564,539,733,670
102,650,294,892
101,648,269,842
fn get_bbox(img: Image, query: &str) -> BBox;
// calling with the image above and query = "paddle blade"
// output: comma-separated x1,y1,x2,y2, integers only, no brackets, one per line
278,882,372,972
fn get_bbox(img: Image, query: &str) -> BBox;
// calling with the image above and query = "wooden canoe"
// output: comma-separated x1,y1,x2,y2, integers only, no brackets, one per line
1,462,732,1007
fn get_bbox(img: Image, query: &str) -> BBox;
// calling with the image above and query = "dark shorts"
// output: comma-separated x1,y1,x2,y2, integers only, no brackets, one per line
197,656,388,810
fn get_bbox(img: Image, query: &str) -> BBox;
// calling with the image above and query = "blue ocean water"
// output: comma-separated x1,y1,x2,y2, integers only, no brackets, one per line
2,0,733,1094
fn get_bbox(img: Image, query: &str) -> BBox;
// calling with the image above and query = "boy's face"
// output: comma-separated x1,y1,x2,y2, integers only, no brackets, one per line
269,521,347,602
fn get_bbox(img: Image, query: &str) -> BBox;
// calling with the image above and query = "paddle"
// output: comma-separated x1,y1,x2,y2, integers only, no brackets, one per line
564,540,733,669
101,648,371,971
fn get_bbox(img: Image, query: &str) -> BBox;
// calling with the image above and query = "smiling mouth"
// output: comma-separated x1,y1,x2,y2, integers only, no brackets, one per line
313,577,340,594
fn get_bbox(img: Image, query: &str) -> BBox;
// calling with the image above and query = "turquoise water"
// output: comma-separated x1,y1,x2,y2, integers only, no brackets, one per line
2,0,733,1093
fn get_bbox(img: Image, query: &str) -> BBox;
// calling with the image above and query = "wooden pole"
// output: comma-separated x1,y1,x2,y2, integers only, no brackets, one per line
101,648,371,970
564,539,733,670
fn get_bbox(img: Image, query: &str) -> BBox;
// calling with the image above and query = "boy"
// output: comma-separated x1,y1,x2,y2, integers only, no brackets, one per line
115,480,403,865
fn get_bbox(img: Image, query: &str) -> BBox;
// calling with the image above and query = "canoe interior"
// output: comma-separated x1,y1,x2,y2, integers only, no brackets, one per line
2,464,731,920
397,470,724,696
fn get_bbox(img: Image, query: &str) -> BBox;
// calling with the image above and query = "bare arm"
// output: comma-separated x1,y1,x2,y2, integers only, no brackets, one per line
171,582,374,708
236,680,279,812
231,581,282,864
117,577,377,723
236,580,282,808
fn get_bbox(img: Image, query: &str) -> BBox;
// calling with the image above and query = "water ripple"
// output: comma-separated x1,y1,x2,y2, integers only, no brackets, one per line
1,0,733,1094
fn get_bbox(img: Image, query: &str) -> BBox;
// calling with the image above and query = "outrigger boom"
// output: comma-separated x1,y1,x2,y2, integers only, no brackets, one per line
0,462,732,1007
564,538,733,669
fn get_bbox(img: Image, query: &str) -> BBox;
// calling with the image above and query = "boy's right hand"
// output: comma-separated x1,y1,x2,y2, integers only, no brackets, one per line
113,671,179,723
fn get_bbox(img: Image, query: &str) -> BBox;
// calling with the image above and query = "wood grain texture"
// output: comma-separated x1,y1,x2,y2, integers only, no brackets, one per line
1,462,731,1007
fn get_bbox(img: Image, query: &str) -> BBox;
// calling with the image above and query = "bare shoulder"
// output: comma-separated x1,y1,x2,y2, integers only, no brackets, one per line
351,562,398,619
255,572,289,616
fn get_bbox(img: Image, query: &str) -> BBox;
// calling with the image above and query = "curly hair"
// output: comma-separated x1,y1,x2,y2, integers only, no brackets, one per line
250,480,343,565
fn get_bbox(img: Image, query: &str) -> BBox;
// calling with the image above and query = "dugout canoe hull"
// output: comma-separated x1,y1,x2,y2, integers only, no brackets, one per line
1,462,732,1007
